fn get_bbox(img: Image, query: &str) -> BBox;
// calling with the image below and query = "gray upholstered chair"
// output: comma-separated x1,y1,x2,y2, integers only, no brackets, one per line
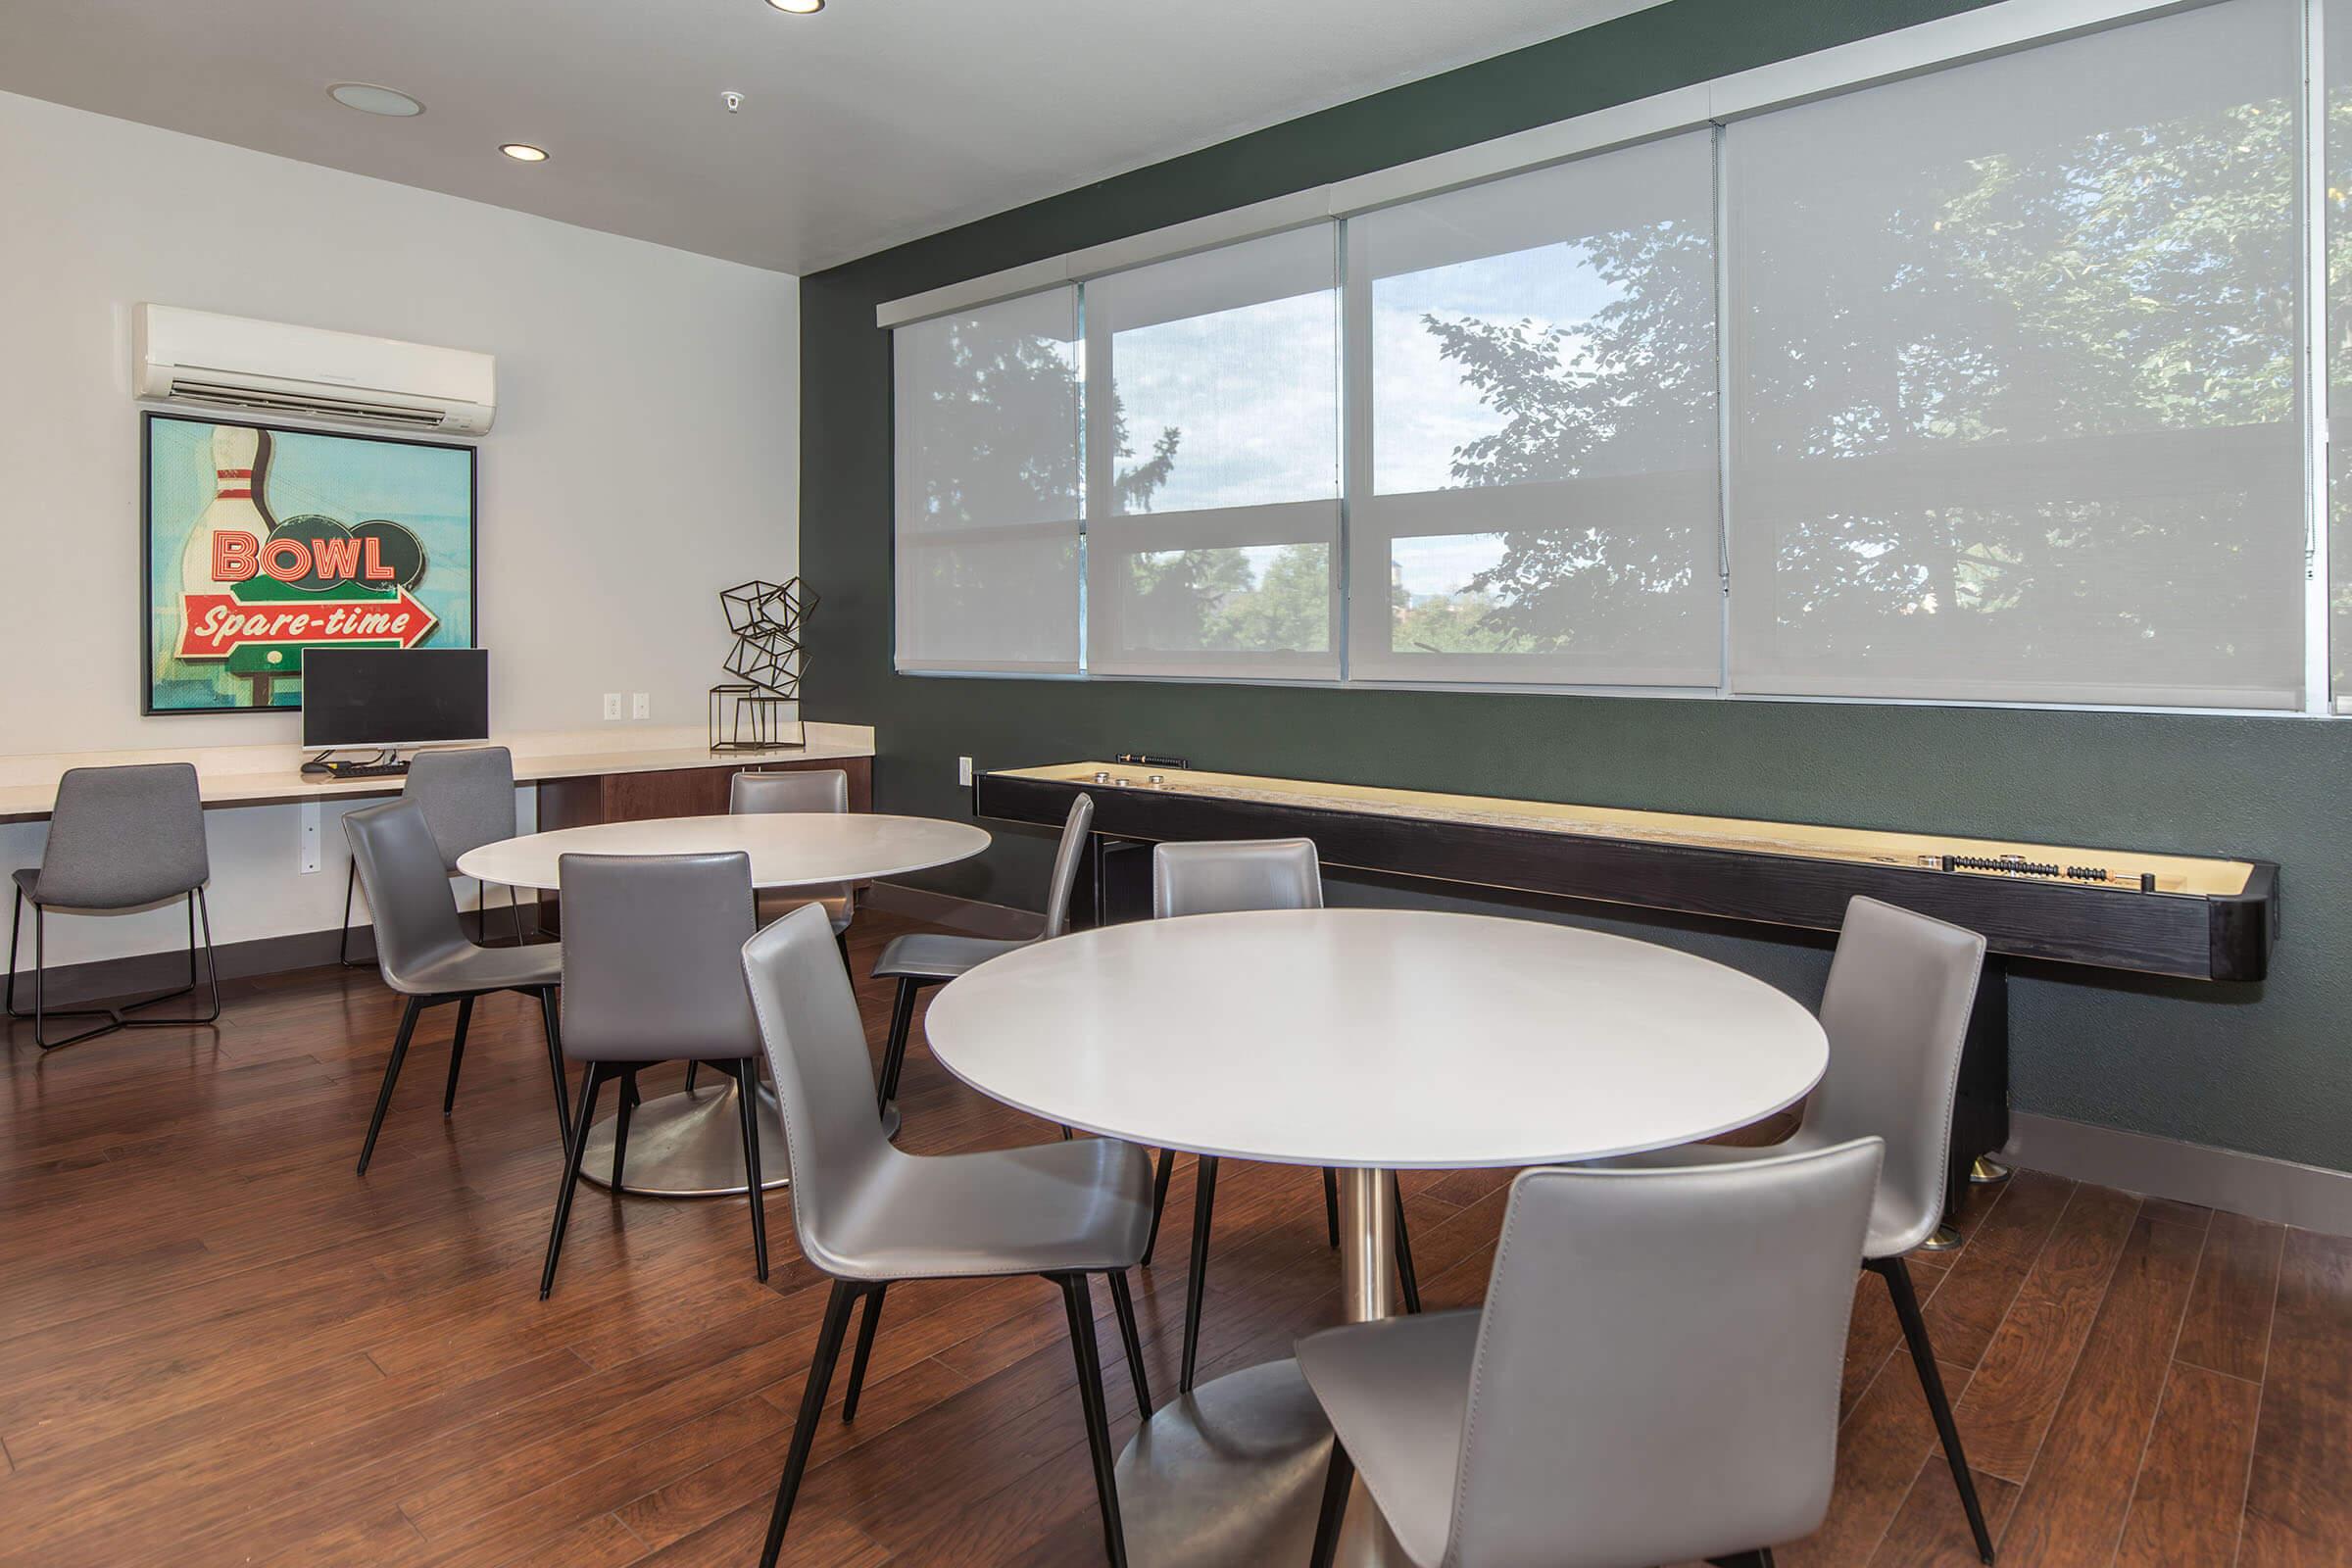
7,762,220,1050
537,851,770,1298
1590,896,1995,1563
1152,839,1420,1395
867,792,1094,1127
340,746,524,965
344,799,567,1175
744,903,1155,1568
1300,1139,1886,1568
731,768,855,953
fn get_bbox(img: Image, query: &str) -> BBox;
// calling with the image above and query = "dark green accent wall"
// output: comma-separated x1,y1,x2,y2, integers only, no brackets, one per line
801,0,2352,1173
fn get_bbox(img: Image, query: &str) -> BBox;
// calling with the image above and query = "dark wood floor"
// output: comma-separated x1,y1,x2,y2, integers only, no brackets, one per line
2,911,2347,1567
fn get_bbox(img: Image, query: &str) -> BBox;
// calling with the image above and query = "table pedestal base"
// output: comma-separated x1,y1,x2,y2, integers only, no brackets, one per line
1115,1359,1402,1568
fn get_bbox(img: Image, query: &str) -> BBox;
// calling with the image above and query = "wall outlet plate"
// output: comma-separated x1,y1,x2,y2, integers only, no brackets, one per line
631,693,650,719
957,756,974,786
603,692,621,720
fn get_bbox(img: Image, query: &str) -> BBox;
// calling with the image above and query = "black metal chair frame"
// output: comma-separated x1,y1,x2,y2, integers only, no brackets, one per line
539,1055,768,1298
763,1267,1149,1568
356,983,570,1175
7,885,221,1051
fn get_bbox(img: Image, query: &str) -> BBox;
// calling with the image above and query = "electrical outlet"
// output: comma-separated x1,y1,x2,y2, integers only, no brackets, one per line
602,692,621,720
956,756,974,787
631,692,650,720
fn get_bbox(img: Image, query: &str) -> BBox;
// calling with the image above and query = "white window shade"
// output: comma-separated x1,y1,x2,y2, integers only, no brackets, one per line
2330,0,2352,705
1346,130,1724,687
1726,0,2305,710
894,287,1082,672
1084,224,1342,680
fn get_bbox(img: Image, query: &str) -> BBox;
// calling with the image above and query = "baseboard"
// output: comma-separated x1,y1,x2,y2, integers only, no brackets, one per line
860,882,1041,941
2005,1112,2352,1238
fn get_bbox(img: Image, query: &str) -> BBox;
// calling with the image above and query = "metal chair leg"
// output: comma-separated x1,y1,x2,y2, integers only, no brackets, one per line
112,888,225,1031
1107,1268,1151,1414
610,1067,638,1191
876,976,919,1117
733,1058,769,1282
1324,1166,1340,1249
1141,1148,1176,1266
1874,1256,1995,1563
761,1279,863,1568
8,895,122,1050
842,1282,888,1420
440,996,474,1114
1393,1171,1420,1314
357,996,426,1174
539,1062,610,1299
536,987,571,1143
1056,1273,1130,1568
1308,1438,1354,1568
507,881,527,947
1180,1154,1220,1393
339,863,365,966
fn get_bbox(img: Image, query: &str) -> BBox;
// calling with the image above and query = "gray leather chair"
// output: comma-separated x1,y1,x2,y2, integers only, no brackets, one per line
344,799,567,1175
744,904,1155,1568
731,768,855,949
1300,1139,1886,1568
8,763,220,1050
1591,896,1995,1563
341,746,524,966
867,792,1094,1127
538,852,768,1298
1152,839,1420,1395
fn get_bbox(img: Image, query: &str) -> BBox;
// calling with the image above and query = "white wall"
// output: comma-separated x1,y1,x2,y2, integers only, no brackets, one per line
0,89,801,968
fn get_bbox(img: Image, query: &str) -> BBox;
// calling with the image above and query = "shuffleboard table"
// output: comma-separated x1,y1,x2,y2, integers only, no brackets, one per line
974,760,2279,1224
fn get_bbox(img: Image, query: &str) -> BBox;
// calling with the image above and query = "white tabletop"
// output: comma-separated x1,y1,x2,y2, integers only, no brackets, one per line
923,907,1827,1170
457,813,991,890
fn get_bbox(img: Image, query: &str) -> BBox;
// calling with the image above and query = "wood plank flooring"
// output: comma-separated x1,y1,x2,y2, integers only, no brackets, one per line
3,910,2347,1567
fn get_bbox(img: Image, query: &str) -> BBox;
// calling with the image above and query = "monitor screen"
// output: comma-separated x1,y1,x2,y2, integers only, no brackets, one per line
301,648,489,749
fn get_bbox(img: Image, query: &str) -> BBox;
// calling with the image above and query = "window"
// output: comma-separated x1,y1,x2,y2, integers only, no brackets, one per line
1725,0,2304,708
1346,130,1722,686
893,287,1081,672
887,0,2321,715
2329,0,2352,707
1082,224,1342,680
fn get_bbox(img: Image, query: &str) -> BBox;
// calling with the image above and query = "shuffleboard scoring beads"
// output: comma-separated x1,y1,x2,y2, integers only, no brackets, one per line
1933,854,2158,893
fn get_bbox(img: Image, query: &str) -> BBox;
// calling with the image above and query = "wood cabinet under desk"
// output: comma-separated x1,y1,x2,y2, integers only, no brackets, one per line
534,755,871,830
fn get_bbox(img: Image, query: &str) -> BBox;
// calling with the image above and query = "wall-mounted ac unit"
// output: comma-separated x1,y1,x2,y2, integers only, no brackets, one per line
133,304,496,435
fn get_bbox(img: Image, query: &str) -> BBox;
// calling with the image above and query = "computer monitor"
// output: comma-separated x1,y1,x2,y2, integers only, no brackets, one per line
301,648,490,750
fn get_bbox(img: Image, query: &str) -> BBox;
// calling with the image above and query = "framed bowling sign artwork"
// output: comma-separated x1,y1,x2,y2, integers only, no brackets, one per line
141,413,477,713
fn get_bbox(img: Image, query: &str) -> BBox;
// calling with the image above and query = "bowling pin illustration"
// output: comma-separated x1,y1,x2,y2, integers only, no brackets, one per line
163,424,279,700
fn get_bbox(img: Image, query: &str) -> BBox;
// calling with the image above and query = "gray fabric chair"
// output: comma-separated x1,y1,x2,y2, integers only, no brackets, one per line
8,762,220,1050
867,792,1094,1127
1590,895,1995,1562
538,852,768,1298
1299,1139,1886,1568
744,903,1155,1568
340,746,525,965
1152,838,1420,1395
344,798,567,1175
731,768,855,946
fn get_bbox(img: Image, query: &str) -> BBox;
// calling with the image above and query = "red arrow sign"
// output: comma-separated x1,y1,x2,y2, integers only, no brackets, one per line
176,587,440,659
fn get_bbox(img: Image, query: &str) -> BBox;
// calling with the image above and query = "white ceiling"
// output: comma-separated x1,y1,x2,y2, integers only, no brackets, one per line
0,0,1666,276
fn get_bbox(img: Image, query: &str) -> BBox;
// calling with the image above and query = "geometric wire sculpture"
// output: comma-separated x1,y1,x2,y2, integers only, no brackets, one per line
710,576,814,752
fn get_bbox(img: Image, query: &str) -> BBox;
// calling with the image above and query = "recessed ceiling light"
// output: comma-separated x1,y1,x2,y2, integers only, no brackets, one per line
766,0,824,13
500,143,550,163
328,82,423,117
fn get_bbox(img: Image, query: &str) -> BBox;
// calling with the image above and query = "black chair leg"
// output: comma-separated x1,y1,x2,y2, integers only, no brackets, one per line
1056,1274,1130,1568
1107,1268,1151,1414
610,1067,637,1192
1308,1437,1354,1568
1323,1166,1340,1249
835,929,852,973
357,996,426,1174
339,863,365,966
732,1059,769,1282
1180,1154,1220,1393
440,995,474,1114
539,1063,609,1299
1393,1171,1421,1314
9,895,142,1051
685,1060,700,1095
876,976,919,1116
508,881,528,947
842,1282,887,1421
761,1278,863,1568
1140,1148,1176,1266
1874,1256,1995,1564
536,987,571,1144
111,888,224,1033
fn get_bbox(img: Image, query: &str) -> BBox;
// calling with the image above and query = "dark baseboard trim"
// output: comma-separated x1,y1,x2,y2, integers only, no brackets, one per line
8,904,543,1010
2004,1112,2352,1239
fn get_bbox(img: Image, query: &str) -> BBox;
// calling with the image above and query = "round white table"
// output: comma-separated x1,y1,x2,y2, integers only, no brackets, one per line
460,812,990,1198
923,906,1828,1568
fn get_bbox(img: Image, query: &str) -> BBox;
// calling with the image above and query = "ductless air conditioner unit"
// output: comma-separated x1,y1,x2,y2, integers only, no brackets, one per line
134,304,496,435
